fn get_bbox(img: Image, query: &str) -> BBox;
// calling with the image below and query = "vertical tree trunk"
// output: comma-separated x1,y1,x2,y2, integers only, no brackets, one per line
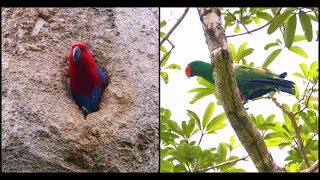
197,7,285,172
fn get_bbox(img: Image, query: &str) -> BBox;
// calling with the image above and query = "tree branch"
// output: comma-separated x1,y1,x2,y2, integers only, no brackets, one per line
302,160,318,172
298,82,310,103
293,82,317,117
160,38,175,65
197,131,205,146
160,8,189,46
197,156,249,172
197,7,284,172
269,96,310,168
227,8,282,38
226,9,250,35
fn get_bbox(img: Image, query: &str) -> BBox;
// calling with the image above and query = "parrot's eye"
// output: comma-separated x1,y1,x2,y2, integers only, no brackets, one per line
73,46,81,63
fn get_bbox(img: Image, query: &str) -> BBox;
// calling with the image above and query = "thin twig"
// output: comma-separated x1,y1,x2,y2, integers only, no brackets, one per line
269,96,291,115
298,82,310,103
305,134,317,149
270,96,310,168
160,39,175,66
302,160,318,172
160,8,189,46
227,9,250,34
196,156,249,172
198,131,205,146
293,82,317,117
227,8,282,38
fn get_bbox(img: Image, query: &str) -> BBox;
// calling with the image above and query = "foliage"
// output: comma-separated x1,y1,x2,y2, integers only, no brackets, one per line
160,103,247,172
160,20,181,84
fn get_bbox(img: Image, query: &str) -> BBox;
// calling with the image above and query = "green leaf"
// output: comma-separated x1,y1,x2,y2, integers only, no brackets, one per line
234,24,240,33
189,91,214,104
257,114,264,126
197,77,215,89
224,14,235,22
242,48,254,58
253,16,260,24
166,120,184,137
217,143,227,162
284,14,297,48
299,10,313,42
191,128,201,136
160,32,165,38
160,20,167,28
230,136,235,150
206,113,227,132
266,138,282,147
166,64,181,70
188,88,213,93
161,52,171,67
163,108,172,120
225,168,246,172
293,84,299,99
278,142,290,149
267,9,294,34
174,164,187,172
292,103,301,113
262,49,282,68
293,35,307,42
257,12,273,21
299,63,309,77
308,14,318,22
288,46,308,58
187,110,201,130
310,61,318,70
244,18,253,24
237,42,248,61
160,159,174,172
160,147,171,159
160,72,168,84
186,118,196,138
266,114,276,123
202,102,215,129
276,38,282,44
181,121,188,138
293,72,305,79
264,42,279,50
228,44,237,62
265,132,286,139
160,45,167,53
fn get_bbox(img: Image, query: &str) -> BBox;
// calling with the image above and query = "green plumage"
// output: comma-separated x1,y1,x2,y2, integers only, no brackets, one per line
186,60,295,102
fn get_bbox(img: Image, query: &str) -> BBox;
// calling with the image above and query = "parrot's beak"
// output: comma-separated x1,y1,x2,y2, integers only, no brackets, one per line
185,66,191,78
73,46,81,63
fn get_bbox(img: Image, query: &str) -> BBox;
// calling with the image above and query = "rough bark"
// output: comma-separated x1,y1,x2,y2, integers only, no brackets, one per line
197,7,285,172
1,8,159,172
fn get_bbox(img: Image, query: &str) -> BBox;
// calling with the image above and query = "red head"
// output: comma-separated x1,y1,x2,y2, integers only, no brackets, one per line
185,66,191,78
69,42,93,65
68,42,99,95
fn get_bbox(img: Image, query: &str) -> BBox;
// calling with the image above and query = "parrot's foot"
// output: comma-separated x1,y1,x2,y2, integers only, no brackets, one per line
240,95,249,110
242,103,249,110
81,106,89,117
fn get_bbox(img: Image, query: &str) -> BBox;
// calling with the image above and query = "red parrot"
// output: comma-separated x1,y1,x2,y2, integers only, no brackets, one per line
68,42,108,116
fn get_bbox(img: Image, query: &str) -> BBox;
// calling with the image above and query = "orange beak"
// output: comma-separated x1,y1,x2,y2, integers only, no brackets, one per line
185,66,191,78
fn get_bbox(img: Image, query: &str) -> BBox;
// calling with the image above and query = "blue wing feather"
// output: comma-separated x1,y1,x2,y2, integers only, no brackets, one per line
72,66,107,116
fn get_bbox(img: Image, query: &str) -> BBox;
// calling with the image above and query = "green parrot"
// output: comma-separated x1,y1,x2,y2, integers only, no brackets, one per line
185,60,295,103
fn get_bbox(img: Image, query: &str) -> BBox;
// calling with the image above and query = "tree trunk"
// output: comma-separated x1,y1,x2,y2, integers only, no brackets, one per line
197,7,285,172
